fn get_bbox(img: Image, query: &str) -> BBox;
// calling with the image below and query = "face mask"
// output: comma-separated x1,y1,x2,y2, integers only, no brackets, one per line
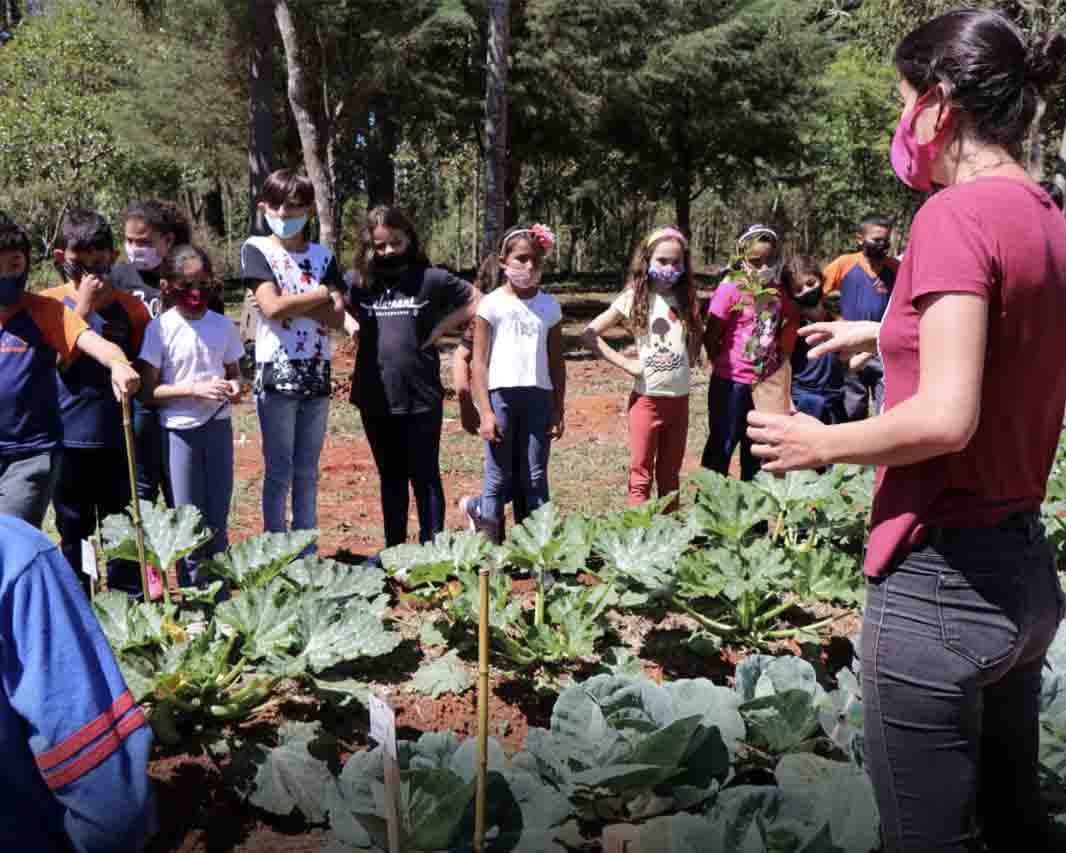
503,265,539,290
794,285,823,308
648,263,683,285
862,240,890,261
61,260,111,282
0,270,28,307
373,252,409,278
744,266,774,284
126,243,162,271
890,91,951,192
175,288,206,311
265,214,308,239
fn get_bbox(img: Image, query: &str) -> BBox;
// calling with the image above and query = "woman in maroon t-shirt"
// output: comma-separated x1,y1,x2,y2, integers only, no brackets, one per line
748,10,1066,853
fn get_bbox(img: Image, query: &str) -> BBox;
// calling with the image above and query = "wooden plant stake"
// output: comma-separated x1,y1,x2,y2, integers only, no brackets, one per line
474,563,491,850
121,393,157,602
369,695,401,853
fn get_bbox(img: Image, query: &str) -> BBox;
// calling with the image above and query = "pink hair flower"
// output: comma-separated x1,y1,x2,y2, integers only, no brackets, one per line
529,223,556,254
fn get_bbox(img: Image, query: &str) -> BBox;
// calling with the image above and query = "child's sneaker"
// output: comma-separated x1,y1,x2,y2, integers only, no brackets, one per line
458,495,480,532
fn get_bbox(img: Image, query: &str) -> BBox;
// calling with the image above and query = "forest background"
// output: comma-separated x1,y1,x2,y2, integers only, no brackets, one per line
3,0,1066,283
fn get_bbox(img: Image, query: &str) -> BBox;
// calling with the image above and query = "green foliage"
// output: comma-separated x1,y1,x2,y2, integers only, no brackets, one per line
409,650,475,699
102,501,212,576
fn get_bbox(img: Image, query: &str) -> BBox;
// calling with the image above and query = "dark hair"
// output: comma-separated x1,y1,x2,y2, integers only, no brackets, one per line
780,256,824,292
259,169,316,209
355,206,430,289
858,213,895,233
476,225,550,291
159,244,218,309
1040,180,1066,212
0,213,31,266
123,199,192,245
895,9,1066,152
55,208,113,252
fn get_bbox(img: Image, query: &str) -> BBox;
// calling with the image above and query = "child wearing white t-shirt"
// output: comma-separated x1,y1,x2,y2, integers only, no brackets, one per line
465,225,565,544
581,226,703,509
139,246,245,586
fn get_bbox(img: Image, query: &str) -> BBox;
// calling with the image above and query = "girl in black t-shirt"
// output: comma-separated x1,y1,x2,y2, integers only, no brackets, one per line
347,207,478,550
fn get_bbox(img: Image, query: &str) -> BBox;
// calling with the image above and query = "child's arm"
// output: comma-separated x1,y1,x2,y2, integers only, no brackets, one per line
307,291,347,329
452,338,481,435
74,329,141,400
579,306,642,378
253,280,332,322
548,323,566,440
140,363,234,404
423,287,481,350
471,317,499,443
702,314,727,363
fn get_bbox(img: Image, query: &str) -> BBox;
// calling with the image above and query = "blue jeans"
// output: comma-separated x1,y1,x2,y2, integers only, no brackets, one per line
481,388,552,540
701,375,758,481
361,406,446,547
863,514,1065,853
164,418,234,587
256,392,329,535
792,386,845,425
844,355,884,421
132,400,172,506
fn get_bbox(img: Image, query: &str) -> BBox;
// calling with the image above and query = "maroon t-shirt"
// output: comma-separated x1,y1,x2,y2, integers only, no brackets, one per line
865,177,1066,576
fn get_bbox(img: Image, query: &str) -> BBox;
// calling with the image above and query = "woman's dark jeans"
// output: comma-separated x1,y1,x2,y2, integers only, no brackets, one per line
863,513,1066,852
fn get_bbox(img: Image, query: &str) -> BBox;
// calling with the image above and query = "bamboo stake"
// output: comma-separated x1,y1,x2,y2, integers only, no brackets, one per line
121,393,155,603
474,563,491,850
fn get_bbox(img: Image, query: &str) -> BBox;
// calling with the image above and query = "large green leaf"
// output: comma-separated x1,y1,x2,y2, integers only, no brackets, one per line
698,785,839,853
594,517,691,591
284,557,387,602
92,592,171,652
382,530,492,587
204,529,318,589
753,469,835,524
247,721,334,823
787,546,864,606
735,655,823,703
101,501,212,572
214,583,301,661
502,502,591,576
293,600,402,673
775,754,880,853
409,650,474,699
740,690,823,755
688,471,774,543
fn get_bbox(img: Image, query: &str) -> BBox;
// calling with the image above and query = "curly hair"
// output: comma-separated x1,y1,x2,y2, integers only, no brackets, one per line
622,229,703,345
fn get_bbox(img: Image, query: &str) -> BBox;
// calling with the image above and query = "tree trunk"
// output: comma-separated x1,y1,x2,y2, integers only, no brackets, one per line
472,156,480,266
202,177,226,239
3,0,22,30
274,0,337,249
247,0,275,235
672,114,693,238
482,0,509,258
366,102,397,209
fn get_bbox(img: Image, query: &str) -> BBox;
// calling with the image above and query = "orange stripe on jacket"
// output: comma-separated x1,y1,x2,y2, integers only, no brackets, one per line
41,707,148,792
21,293,88,366
35,690,136,772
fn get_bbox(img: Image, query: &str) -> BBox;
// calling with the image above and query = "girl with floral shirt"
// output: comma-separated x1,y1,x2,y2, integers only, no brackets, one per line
701,224,798,480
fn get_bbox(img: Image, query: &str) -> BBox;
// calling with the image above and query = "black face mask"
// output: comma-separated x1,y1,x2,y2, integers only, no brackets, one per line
373,251,411,278
794,285,823,308
862,240,890,261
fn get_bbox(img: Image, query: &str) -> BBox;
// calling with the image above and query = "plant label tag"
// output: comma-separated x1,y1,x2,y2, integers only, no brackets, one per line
81,540,99,581
369,694,398,760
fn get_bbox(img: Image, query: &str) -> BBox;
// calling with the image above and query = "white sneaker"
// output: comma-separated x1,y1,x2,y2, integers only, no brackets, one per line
458,495,479,532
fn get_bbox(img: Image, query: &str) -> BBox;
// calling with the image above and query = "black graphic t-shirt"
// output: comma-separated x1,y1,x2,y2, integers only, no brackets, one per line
349,266,472,415
111,264,164,319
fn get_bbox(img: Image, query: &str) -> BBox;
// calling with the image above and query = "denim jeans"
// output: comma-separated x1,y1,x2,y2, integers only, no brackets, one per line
256,391,329,535
0,450,59,528
863,513,1065,853
361,405,446,547
132,399,172,506
844,355,884,421
53,447,136,596
701,374,758,481
164,418,234,587
480,388,553,541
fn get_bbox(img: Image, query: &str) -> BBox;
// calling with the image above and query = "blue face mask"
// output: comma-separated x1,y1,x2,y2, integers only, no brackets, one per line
648,262,683,285
265,214,308,239
0,270,28,307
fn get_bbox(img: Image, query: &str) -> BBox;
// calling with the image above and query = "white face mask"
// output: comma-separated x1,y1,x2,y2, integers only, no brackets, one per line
125,243,162,271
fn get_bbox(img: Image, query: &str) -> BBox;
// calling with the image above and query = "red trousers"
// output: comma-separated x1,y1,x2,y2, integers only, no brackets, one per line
627,392,689,507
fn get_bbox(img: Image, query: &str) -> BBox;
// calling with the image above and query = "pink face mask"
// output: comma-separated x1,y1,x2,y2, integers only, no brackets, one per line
890,89,951,193
502,265,539,290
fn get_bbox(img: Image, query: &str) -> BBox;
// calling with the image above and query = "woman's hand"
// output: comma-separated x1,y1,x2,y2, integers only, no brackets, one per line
799,320,880,360
479,412,501,443
746,410,829,472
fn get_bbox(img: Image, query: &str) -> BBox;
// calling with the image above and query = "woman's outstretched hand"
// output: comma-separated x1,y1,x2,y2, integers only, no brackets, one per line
747,409,829,473
800,320,880,360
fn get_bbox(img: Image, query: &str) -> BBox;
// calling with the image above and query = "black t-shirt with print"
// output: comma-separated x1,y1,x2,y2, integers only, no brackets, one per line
349,266,472,415
111,263,164,319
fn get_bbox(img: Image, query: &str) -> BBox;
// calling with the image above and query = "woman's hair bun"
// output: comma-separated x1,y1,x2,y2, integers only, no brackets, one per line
1025,32,1066,88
